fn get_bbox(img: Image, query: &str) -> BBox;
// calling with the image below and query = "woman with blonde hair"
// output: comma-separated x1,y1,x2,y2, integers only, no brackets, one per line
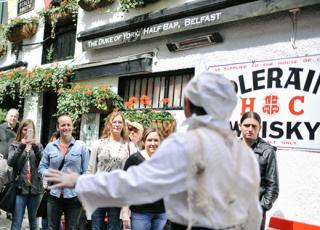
88,111,131,230
7,119,43,230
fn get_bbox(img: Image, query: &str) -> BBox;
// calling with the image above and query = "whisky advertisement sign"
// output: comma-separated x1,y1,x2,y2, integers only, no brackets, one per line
209,55,320,151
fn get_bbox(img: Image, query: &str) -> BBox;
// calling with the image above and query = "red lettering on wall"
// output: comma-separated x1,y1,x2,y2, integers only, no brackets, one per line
241,98,256,115
289,96,304,115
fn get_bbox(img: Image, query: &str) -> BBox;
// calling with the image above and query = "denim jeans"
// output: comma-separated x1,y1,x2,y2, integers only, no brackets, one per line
11,193,41,230
91,207,121,230
47,195,82,230
131,212,167,230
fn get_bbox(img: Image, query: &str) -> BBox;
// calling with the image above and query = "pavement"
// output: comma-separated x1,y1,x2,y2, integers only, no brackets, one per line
0,211,30,230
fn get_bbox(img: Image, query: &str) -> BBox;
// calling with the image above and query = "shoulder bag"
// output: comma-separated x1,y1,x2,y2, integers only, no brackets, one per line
0,152,28,212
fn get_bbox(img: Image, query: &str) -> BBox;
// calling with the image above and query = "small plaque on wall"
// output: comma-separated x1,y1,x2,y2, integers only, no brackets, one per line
17,0,35,15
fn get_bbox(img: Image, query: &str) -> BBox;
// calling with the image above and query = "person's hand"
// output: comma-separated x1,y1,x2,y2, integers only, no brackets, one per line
45,168,80,189
122,218,131,230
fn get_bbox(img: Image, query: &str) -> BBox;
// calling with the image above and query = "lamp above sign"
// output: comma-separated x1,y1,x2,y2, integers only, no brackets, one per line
17,0,35,15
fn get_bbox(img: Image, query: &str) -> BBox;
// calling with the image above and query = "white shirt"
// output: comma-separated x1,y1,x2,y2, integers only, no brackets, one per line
76,115,261,229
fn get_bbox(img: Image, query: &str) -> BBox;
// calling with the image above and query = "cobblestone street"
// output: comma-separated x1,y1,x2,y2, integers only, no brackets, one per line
0,211,30,230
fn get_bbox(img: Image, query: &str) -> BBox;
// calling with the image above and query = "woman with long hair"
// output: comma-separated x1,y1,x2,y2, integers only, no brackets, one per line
7,119,43,230
87,111,131,230
122,127,167,230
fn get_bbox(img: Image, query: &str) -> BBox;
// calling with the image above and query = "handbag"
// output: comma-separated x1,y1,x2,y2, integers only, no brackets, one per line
36,189,49,218
0,180,17,212
0,152,28,213
36,155,66,218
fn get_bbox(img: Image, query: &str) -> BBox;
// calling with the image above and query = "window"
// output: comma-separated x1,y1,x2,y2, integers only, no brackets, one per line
119,69,194,109
0,1,8,24
42,20,76,64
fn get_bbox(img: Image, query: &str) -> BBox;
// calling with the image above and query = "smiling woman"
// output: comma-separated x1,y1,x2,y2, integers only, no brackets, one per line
87,111,131,230
122,127,167,230
38,115,89,230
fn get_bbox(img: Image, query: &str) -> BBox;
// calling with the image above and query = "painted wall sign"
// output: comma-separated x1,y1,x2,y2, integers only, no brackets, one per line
17,0,35,15
209,55,320,151
83,10,223,50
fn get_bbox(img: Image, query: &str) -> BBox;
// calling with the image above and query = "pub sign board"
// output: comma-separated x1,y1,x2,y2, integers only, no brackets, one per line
17,0,35,15
209,55,320,151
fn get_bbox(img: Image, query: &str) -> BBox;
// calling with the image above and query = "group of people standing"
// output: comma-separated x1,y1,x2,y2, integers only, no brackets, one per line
43,71,279,230
1,108,168,230
1,71,279,230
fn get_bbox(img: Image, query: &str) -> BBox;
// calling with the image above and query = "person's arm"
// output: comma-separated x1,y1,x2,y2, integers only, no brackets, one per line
7,143,26,168
33,143,43,166
80,142,89,174
260,149,279,211
75,134,187,219
38,144,51,177
87,140,99,174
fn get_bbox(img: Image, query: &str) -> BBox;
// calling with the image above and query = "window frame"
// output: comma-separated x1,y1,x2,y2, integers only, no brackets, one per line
119,68,194,110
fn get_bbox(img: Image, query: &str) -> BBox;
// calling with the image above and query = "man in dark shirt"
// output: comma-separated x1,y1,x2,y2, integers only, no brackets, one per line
0,108,19,133
0,108,19,219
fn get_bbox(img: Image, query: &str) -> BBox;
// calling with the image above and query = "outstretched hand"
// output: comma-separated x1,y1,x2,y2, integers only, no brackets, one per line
45,168,80,189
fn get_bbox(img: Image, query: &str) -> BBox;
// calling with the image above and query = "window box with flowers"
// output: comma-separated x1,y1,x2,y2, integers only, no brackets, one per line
5,16,39,43
0,65,71,104
78,0,114,11
39,0,78,38
119,0,159,12
56,83,124,124
123,96,176,138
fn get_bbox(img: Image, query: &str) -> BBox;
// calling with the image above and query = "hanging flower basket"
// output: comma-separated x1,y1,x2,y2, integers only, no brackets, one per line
47,10,73,27
78,0,114,11
120,0,159,12
5,18,39,43
39,0,78,38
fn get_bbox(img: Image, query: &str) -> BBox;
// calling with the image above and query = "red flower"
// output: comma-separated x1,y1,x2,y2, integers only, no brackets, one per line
161,98,170,105
126,101,134,108
85,90,92,95
140,95,149,107
129,96,138,103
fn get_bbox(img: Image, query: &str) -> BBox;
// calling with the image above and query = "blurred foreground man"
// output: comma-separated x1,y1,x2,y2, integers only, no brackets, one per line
45,71,262,230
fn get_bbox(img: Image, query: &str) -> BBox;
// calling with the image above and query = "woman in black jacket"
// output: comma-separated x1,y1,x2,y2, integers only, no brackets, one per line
122,127,167,230
8,119,43,230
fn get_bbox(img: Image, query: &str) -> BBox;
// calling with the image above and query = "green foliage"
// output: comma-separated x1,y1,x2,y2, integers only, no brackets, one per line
123,108,174,128
0,25,8,57
0,65,71,103
56,84,124,124
0,108,7,123
39,0,79,38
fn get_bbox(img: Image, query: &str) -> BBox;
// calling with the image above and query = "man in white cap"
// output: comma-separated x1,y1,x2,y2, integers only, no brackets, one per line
45,71,261,230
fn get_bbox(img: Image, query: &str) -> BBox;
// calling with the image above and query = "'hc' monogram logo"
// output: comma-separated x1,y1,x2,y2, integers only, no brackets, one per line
263,95,280,115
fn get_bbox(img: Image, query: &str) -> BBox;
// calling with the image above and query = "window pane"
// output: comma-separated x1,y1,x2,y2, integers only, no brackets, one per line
121,70,194,109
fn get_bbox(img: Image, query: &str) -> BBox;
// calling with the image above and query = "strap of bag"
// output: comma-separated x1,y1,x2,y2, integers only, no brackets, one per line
58,156,65,170
57,140,74,171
